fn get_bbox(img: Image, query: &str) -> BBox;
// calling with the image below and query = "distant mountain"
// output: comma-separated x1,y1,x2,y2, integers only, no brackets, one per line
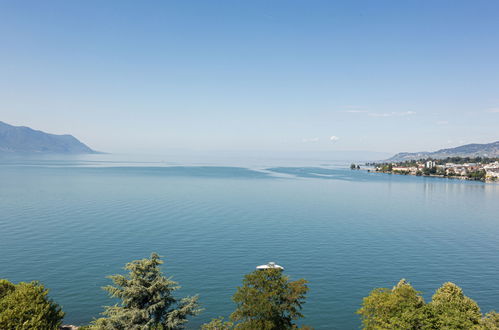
389,141,499,161
0,121,98,154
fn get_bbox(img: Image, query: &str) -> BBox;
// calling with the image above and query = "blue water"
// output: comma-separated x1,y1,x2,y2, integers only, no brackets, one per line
1,158,499,329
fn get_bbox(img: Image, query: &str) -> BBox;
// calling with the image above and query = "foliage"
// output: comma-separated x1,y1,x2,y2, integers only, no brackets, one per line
468,170,486,181
481,311,499,329
422,167,437,175
436,167,447,176
91,253,201,329
377,164,393,172
201,316,234,330
358,280,496,330
0,279,15,299
0,279,64,330
357,279,426,329
230,268,309,329
426,282,482,329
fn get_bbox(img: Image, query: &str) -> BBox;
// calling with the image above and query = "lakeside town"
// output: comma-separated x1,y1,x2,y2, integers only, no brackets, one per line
361,157,499,182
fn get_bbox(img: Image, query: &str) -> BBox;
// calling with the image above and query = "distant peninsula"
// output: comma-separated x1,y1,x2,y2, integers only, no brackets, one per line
0,121,99,154
389,141,499,161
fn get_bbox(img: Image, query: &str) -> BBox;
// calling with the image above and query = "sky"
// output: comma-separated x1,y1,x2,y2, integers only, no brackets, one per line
1,0,499,155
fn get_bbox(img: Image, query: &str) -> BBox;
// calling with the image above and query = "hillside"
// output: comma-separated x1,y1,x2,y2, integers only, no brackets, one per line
389,141,499,161
0,121,98,154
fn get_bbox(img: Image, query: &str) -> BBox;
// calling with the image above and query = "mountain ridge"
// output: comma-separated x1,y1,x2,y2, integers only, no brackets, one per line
389,141,499,161
0,121,99,154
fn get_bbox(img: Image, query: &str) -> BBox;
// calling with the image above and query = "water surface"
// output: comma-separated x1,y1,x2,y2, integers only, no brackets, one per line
1,158,498,329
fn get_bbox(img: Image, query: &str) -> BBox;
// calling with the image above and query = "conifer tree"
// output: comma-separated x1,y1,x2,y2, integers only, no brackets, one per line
201,316,234,330
92,253,201,329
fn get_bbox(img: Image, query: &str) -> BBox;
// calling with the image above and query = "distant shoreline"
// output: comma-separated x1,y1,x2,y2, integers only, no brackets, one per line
370,169,498,183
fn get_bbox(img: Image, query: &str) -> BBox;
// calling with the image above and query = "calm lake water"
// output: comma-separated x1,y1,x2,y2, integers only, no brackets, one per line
1,157,499,329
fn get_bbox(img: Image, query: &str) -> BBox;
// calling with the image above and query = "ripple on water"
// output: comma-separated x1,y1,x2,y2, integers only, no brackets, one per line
1,165,499,329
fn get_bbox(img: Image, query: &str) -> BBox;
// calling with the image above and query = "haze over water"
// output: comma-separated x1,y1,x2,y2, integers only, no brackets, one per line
1,155,499,329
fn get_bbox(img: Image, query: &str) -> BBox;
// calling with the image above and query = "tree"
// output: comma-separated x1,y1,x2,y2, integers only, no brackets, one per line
201,316,234,330
92,253,201,329
0,279,64,329
351,163,357,170
426,282,482,329
230,268,309,329
357,279,426,329
481,311,499,329
468,170,486,181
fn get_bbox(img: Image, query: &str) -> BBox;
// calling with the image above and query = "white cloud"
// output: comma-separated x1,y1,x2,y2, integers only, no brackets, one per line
340,106,368,113
368,111,416,117
368,112,392,117
302,137,320,143
330,136,340,142
344,110,368,113
487,108,499,113
436,120,449,125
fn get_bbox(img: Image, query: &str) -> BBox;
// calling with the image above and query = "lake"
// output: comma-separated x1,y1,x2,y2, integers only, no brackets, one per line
1,156,498,329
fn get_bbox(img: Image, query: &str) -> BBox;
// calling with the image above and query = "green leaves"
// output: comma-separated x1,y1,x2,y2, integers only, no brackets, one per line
427,282,482,329
0,279,64,330
357,279,426,329
481,311,499,329
358,280,493,330
201,316,234,330
92,253,201,329
230,268,309,329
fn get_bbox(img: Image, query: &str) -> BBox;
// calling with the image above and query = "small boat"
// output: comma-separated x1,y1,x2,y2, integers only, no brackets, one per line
256,262,284,270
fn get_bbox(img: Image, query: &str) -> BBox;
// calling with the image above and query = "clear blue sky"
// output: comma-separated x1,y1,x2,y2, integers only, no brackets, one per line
1,0,499,154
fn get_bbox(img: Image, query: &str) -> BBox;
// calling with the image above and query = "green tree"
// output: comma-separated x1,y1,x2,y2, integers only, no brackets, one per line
426,282,482,329
0,279,64,330
92,253,201,329
0,279,15,299
201,316,234,330
351,163,357,170
468,170,486,181
230,268,309,329
357,279,426,329
481,311,499,329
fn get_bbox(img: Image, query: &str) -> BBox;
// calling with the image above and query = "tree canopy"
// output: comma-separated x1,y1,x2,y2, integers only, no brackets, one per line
358,280,497,330
426,282,482,329
0,279,64,330
230,268,309,329
481,311,499,329
91,253,201,329
201,316,234,330
357,279,426,329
